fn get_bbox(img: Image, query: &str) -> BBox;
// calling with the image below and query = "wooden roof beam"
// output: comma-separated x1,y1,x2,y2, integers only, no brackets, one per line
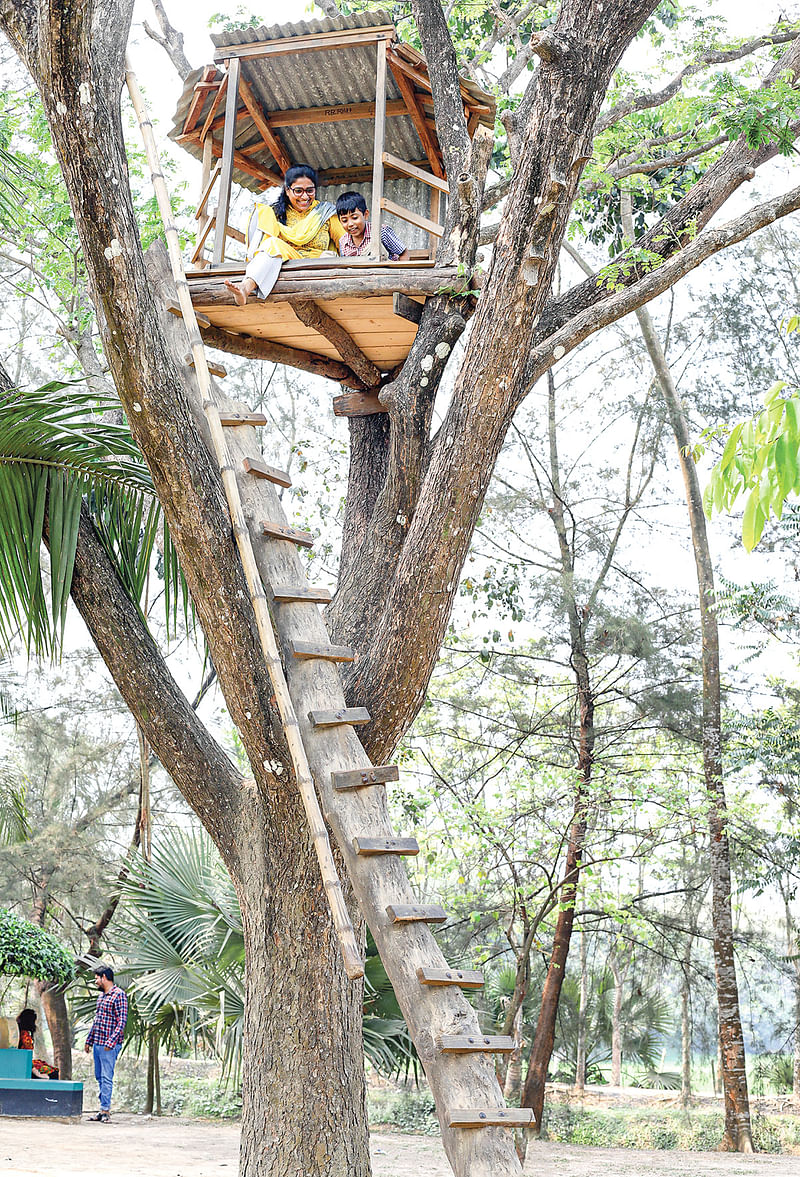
176,131,283,187
199,71,228,140
291,300,382,387
213,25,395,63
388,58,444,179
183,65,220,136
238,71,292,173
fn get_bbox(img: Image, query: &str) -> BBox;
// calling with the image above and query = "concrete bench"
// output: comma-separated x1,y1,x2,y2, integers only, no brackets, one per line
0,1048,83,1118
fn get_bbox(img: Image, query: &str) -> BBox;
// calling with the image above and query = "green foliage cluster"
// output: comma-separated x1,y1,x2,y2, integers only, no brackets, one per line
541,1106,800,1153
704,372,800,550
0,907,73,984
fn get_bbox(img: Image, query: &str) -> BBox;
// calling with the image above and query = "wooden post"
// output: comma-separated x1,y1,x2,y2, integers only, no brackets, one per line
212,57,240,267
429,188,441,258
196,135,214,269
369,38,387,262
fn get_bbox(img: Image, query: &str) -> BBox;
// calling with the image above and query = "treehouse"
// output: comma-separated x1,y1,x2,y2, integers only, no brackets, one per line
169,10,494,410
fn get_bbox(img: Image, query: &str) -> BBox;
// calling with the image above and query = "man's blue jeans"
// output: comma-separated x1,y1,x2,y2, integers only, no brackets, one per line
93,1044,121,1111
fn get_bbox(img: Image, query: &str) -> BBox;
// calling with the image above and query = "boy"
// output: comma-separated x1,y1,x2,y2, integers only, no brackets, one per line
335,191,410,261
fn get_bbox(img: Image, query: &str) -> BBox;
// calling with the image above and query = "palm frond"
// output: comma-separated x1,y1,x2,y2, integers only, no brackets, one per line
0,380,188,655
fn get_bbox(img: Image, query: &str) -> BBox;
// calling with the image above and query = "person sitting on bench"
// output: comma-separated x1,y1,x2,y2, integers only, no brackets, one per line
16,1009,58,1079
335,191,410,261
224,164,345,305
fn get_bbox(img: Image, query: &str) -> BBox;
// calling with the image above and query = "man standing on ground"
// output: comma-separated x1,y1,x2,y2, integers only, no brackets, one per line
84,964,128,1122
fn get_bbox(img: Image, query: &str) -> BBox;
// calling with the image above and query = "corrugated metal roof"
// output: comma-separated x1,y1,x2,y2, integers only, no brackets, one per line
168,9,495,200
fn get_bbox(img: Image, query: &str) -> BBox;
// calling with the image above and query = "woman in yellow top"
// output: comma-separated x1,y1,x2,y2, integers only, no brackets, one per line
224,165,344,306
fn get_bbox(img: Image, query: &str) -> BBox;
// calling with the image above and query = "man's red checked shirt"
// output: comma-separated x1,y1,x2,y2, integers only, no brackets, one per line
86,985,128,1048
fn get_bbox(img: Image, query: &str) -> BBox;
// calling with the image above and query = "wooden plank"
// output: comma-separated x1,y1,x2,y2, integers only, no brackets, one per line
168,303,210,327
238,72,292,173
332,764,400,790
333,393,386,418
213,57,240,266
449,1109,533,1128
370,38,387,262
417,966,484,989
200,71,228,141
354,837,419,856
290,640,354,663
381,197,444,238
437,1035,514,1054
266,100,408,128
309,707,371,728
388,58,445,179
242,456,291,487
190,214,215,264
271,585,333,604
382,151,450,194
291,301,382,387
184,66,220,136
393,293,423,324
318,159,433,188
214,27,395,62
386,904,447,924
261,521,314,548
218,410,267,426
176,132,283,187
198,324,366,389
185,352,227,378
194,163,221,220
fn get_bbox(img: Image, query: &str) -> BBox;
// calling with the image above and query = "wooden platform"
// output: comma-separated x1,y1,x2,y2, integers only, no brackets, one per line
186,262,468,375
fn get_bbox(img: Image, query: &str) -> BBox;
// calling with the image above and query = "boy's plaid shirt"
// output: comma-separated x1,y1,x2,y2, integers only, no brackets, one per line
338,221,406,259
86,985,128,1047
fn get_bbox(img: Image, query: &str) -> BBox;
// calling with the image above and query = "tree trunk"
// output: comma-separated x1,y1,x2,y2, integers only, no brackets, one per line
233,814,369,1177
575,919,588,1094
503,1005,524,1100
36,983,72,1080
610,950,623,1087
624,193,753,1150
681,936,693,1107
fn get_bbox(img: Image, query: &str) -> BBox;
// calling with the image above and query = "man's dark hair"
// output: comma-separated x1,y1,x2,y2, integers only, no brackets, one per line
335,190,368,216
93,964,114,982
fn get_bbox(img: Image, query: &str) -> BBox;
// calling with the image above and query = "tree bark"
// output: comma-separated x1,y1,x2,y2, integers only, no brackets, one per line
35,983,72,1080
575,918,588,1094
609,949,624,1087
623,194,753,1151
681,936,693,1107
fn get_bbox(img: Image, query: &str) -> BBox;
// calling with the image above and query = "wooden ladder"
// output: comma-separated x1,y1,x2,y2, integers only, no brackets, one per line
126,62,529,1177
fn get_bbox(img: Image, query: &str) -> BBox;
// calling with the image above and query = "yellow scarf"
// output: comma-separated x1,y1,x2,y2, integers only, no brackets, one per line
255,199,336,248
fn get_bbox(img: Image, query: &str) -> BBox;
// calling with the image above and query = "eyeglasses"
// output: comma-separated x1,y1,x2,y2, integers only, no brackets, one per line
289,185,316,195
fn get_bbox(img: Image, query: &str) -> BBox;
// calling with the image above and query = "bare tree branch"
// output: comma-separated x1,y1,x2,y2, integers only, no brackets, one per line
143,0,193,80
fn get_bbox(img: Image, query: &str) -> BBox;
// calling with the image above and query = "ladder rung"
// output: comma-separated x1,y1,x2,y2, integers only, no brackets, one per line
185,352,227,378
219,411,268,426
353,837,419,856
168,302,211,327
449,1108,533,1128
290,640,354,663
386,904,447,924
332,764,399,790
309,707,370,728
262,521,314,548
271,585,332,604
437,1035,514,1054
417,967,484,989
242,456,292,487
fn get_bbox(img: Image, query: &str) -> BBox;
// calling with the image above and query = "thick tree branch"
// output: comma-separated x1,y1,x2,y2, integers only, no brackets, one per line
595,27,800,134
143,0,193,81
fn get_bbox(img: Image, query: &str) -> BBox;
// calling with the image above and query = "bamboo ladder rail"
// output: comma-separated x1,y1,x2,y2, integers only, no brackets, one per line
124,59,364,982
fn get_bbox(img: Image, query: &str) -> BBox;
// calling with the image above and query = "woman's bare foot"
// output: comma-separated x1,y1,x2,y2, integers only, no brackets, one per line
224,277,256,307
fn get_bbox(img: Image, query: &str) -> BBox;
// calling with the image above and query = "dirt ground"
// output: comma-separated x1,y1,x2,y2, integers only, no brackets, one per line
3,1118,800,1177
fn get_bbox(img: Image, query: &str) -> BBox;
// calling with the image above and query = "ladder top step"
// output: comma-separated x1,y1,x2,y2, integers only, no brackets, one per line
386,904,447,924
262,521,314,548
243,455,292,488
332,764,399,790
219,411,268,426
309,707,370,728
185,352,227,378
271,585,332,604
437,1035,514,1053
290,640,354,663
449,1108,533,1128
354,837,419,856
417,967,484,988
